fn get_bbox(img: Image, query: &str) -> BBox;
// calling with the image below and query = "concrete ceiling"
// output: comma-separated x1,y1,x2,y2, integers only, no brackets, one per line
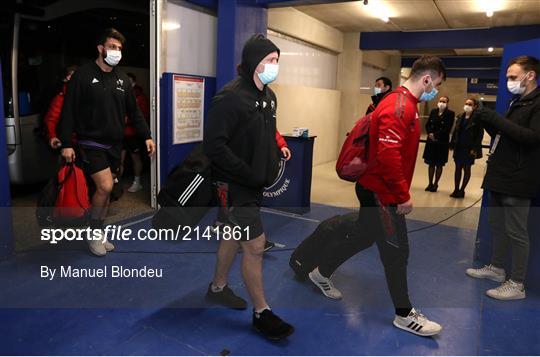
295,0,540,32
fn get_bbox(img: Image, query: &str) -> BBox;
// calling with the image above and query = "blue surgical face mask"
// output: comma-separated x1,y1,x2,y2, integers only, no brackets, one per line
419,78,438,102
373,87,382,95
257,63,279,85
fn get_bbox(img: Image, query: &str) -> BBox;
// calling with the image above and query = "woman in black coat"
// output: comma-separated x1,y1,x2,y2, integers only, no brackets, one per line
449,98,484,198
423,96,455,192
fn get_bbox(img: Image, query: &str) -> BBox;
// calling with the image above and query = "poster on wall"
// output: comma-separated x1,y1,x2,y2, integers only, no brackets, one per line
173,75,205,145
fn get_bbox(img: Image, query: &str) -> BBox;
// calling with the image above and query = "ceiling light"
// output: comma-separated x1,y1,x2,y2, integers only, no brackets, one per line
488,47,494,52
363,0,394,24
478,0,503,17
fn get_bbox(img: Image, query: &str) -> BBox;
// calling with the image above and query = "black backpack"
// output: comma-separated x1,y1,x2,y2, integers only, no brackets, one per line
152,144,215,229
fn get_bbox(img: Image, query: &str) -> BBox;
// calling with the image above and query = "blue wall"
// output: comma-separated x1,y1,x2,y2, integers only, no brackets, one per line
216,0,268,90
361,25,540,50
476,38,540,292
0,60,14,260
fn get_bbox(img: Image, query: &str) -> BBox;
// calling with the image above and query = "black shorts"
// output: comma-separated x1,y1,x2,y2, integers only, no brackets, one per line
214,181,264,241
79,146,121,176
123,136,143,154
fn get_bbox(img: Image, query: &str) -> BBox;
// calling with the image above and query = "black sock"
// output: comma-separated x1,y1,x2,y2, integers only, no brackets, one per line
396,308,412,317
89,219,104,230
318,266,331,278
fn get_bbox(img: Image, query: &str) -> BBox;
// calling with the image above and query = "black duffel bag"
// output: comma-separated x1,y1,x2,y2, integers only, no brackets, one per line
152,144,215,229
289,212,362,279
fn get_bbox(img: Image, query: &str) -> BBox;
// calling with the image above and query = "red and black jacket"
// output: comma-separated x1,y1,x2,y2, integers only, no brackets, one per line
358,86,421,206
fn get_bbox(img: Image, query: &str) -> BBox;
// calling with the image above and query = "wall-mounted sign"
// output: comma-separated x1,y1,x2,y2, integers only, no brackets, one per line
173,75,205,145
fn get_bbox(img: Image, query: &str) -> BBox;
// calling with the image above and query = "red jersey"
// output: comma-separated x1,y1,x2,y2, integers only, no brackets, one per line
358,86,421,205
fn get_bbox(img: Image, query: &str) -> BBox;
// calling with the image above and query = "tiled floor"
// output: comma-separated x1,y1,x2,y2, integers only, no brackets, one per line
311,145,488,230
1,205,539,355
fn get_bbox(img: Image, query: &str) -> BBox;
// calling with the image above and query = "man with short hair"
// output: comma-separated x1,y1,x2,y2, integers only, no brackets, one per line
366,76,393,114
308,56,447,337
466,55,540,300
203,34,294,340
59,28,155,256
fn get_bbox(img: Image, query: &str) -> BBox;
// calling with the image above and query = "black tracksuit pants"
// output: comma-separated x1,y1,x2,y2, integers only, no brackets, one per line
318,183,412,311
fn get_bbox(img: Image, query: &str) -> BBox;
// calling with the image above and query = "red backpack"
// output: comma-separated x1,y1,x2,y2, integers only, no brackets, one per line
53,163,91,226
336,113,373,182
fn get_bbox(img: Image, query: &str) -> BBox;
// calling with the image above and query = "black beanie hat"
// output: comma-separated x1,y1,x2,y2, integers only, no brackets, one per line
239,34,280,78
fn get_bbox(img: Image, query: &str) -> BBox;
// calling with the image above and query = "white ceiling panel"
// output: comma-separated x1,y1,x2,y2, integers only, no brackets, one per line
296,0,540,32
435,0,540,29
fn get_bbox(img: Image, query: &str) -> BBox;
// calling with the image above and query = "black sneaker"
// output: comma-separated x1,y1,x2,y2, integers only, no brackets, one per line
264,240,275,252
205,283,247,310
253,309,294,340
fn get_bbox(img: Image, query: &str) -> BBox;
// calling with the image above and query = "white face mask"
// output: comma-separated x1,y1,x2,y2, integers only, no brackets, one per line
463,104,473,113
104,49,122,67
373,87,382,95
437,102,447,110
507,71,534,95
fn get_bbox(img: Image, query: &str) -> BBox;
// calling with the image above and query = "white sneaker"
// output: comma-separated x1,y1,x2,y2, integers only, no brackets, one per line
87,229,107,256
103,239,115,252
308,267,343,300
87,238,107,257
393,308,442,337
486,280,526,300
466,264,506,283
127,182,142,193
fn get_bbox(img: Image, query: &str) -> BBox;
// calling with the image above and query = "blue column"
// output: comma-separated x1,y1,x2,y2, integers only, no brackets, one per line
216,0,268,90
475,38,540,292
0,60,14,261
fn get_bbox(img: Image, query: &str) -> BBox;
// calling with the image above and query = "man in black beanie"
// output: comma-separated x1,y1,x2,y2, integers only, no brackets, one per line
203,34,294,340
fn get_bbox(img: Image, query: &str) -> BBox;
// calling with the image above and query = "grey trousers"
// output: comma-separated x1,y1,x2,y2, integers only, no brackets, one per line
488,191,531,283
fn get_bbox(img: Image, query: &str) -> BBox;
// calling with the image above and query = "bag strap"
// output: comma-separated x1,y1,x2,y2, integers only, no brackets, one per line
57,163,75,192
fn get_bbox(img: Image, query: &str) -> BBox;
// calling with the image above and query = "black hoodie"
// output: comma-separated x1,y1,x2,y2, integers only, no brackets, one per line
203,35,281,188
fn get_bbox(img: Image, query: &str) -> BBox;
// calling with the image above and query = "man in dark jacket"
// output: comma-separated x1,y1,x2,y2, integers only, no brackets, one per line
366,76,392,114
203,34,294,340
466,55,540,300
59,28,155,256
